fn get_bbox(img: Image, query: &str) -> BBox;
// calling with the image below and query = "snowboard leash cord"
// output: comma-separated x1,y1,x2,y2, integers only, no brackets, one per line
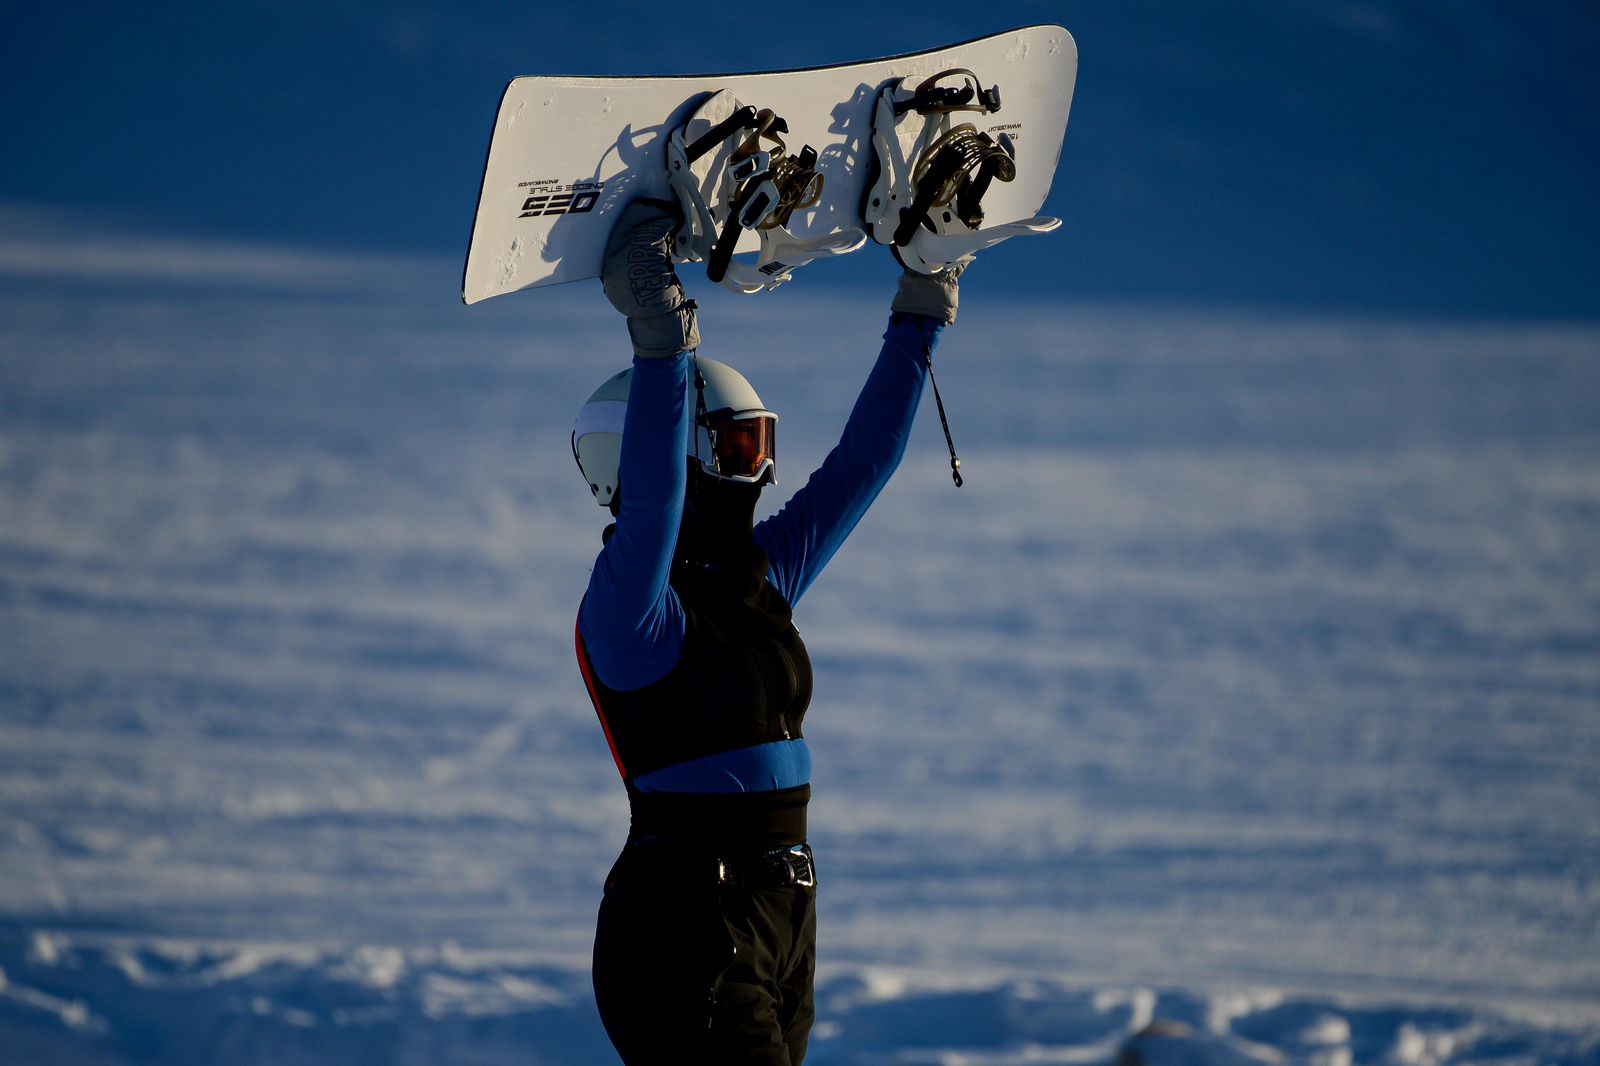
923,344,963,487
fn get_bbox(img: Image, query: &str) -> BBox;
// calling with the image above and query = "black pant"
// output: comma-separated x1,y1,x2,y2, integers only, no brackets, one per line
592,840,817,1064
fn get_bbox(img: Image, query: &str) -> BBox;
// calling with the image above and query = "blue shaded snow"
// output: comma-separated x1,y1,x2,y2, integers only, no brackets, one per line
2,932,1597,1065
1,227,1598,1062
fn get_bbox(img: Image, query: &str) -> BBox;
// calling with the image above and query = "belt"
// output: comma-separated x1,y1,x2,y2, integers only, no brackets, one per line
627,785,810,851
717,843,816,889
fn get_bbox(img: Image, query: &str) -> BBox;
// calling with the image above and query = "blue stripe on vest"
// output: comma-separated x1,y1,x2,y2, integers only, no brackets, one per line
631,738,813,794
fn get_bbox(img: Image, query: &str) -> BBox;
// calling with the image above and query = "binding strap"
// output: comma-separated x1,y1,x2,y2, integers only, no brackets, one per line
702,109,824,284
684,105,762,164
893,124,1017,247
892,68,1002,117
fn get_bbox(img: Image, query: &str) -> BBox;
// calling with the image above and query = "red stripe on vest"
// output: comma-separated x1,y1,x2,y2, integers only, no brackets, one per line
575,616,628,780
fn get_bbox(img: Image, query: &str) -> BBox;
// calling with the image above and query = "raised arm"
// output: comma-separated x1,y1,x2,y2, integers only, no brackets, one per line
754,314,937,608
755,261,963,608
580,354,691,688
577,203,701,691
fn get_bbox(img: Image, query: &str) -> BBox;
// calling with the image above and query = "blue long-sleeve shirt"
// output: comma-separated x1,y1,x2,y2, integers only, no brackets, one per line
579,312,940,791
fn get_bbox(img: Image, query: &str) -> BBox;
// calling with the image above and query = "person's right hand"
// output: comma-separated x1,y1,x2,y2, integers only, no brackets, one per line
601,200,701,358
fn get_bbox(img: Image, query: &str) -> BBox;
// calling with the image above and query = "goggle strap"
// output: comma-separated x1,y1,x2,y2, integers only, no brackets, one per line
691,357,720,478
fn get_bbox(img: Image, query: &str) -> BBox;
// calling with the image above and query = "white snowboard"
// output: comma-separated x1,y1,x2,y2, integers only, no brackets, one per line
462,25,1077,305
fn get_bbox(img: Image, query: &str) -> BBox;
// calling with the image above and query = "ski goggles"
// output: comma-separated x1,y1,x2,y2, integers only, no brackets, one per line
698,409,777,484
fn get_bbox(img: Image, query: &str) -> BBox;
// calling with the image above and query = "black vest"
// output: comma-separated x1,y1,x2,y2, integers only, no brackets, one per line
577,541,814,790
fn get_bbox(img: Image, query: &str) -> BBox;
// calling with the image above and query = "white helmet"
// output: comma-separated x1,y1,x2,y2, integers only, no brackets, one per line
572,356,777,508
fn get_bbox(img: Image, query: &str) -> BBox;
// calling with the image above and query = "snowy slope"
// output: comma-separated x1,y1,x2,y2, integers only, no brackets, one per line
1,225,1598,1061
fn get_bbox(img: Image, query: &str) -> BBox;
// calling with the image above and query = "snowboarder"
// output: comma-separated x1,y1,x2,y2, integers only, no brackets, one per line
573,199,964,1063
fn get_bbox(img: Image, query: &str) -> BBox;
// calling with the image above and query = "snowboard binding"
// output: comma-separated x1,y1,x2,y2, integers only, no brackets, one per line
863,69,1061,274
667,89,866,293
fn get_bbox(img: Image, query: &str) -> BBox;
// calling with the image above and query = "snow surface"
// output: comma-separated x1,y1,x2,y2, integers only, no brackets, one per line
1,227,1598,1062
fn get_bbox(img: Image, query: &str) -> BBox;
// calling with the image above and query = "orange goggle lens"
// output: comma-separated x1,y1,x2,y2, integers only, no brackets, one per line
706,413,776,481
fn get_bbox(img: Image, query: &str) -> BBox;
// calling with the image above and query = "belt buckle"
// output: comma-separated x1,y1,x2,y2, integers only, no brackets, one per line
779,844,815,888
717,845,815,888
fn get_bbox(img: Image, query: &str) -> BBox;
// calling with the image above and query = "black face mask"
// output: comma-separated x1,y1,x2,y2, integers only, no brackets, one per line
678,464,762,564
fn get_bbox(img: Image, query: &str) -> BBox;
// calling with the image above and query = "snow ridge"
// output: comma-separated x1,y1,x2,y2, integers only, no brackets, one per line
3,931,1597,1066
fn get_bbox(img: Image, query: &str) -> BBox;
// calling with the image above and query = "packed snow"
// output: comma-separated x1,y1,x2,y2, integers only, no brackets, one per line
1,229,1597,1062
